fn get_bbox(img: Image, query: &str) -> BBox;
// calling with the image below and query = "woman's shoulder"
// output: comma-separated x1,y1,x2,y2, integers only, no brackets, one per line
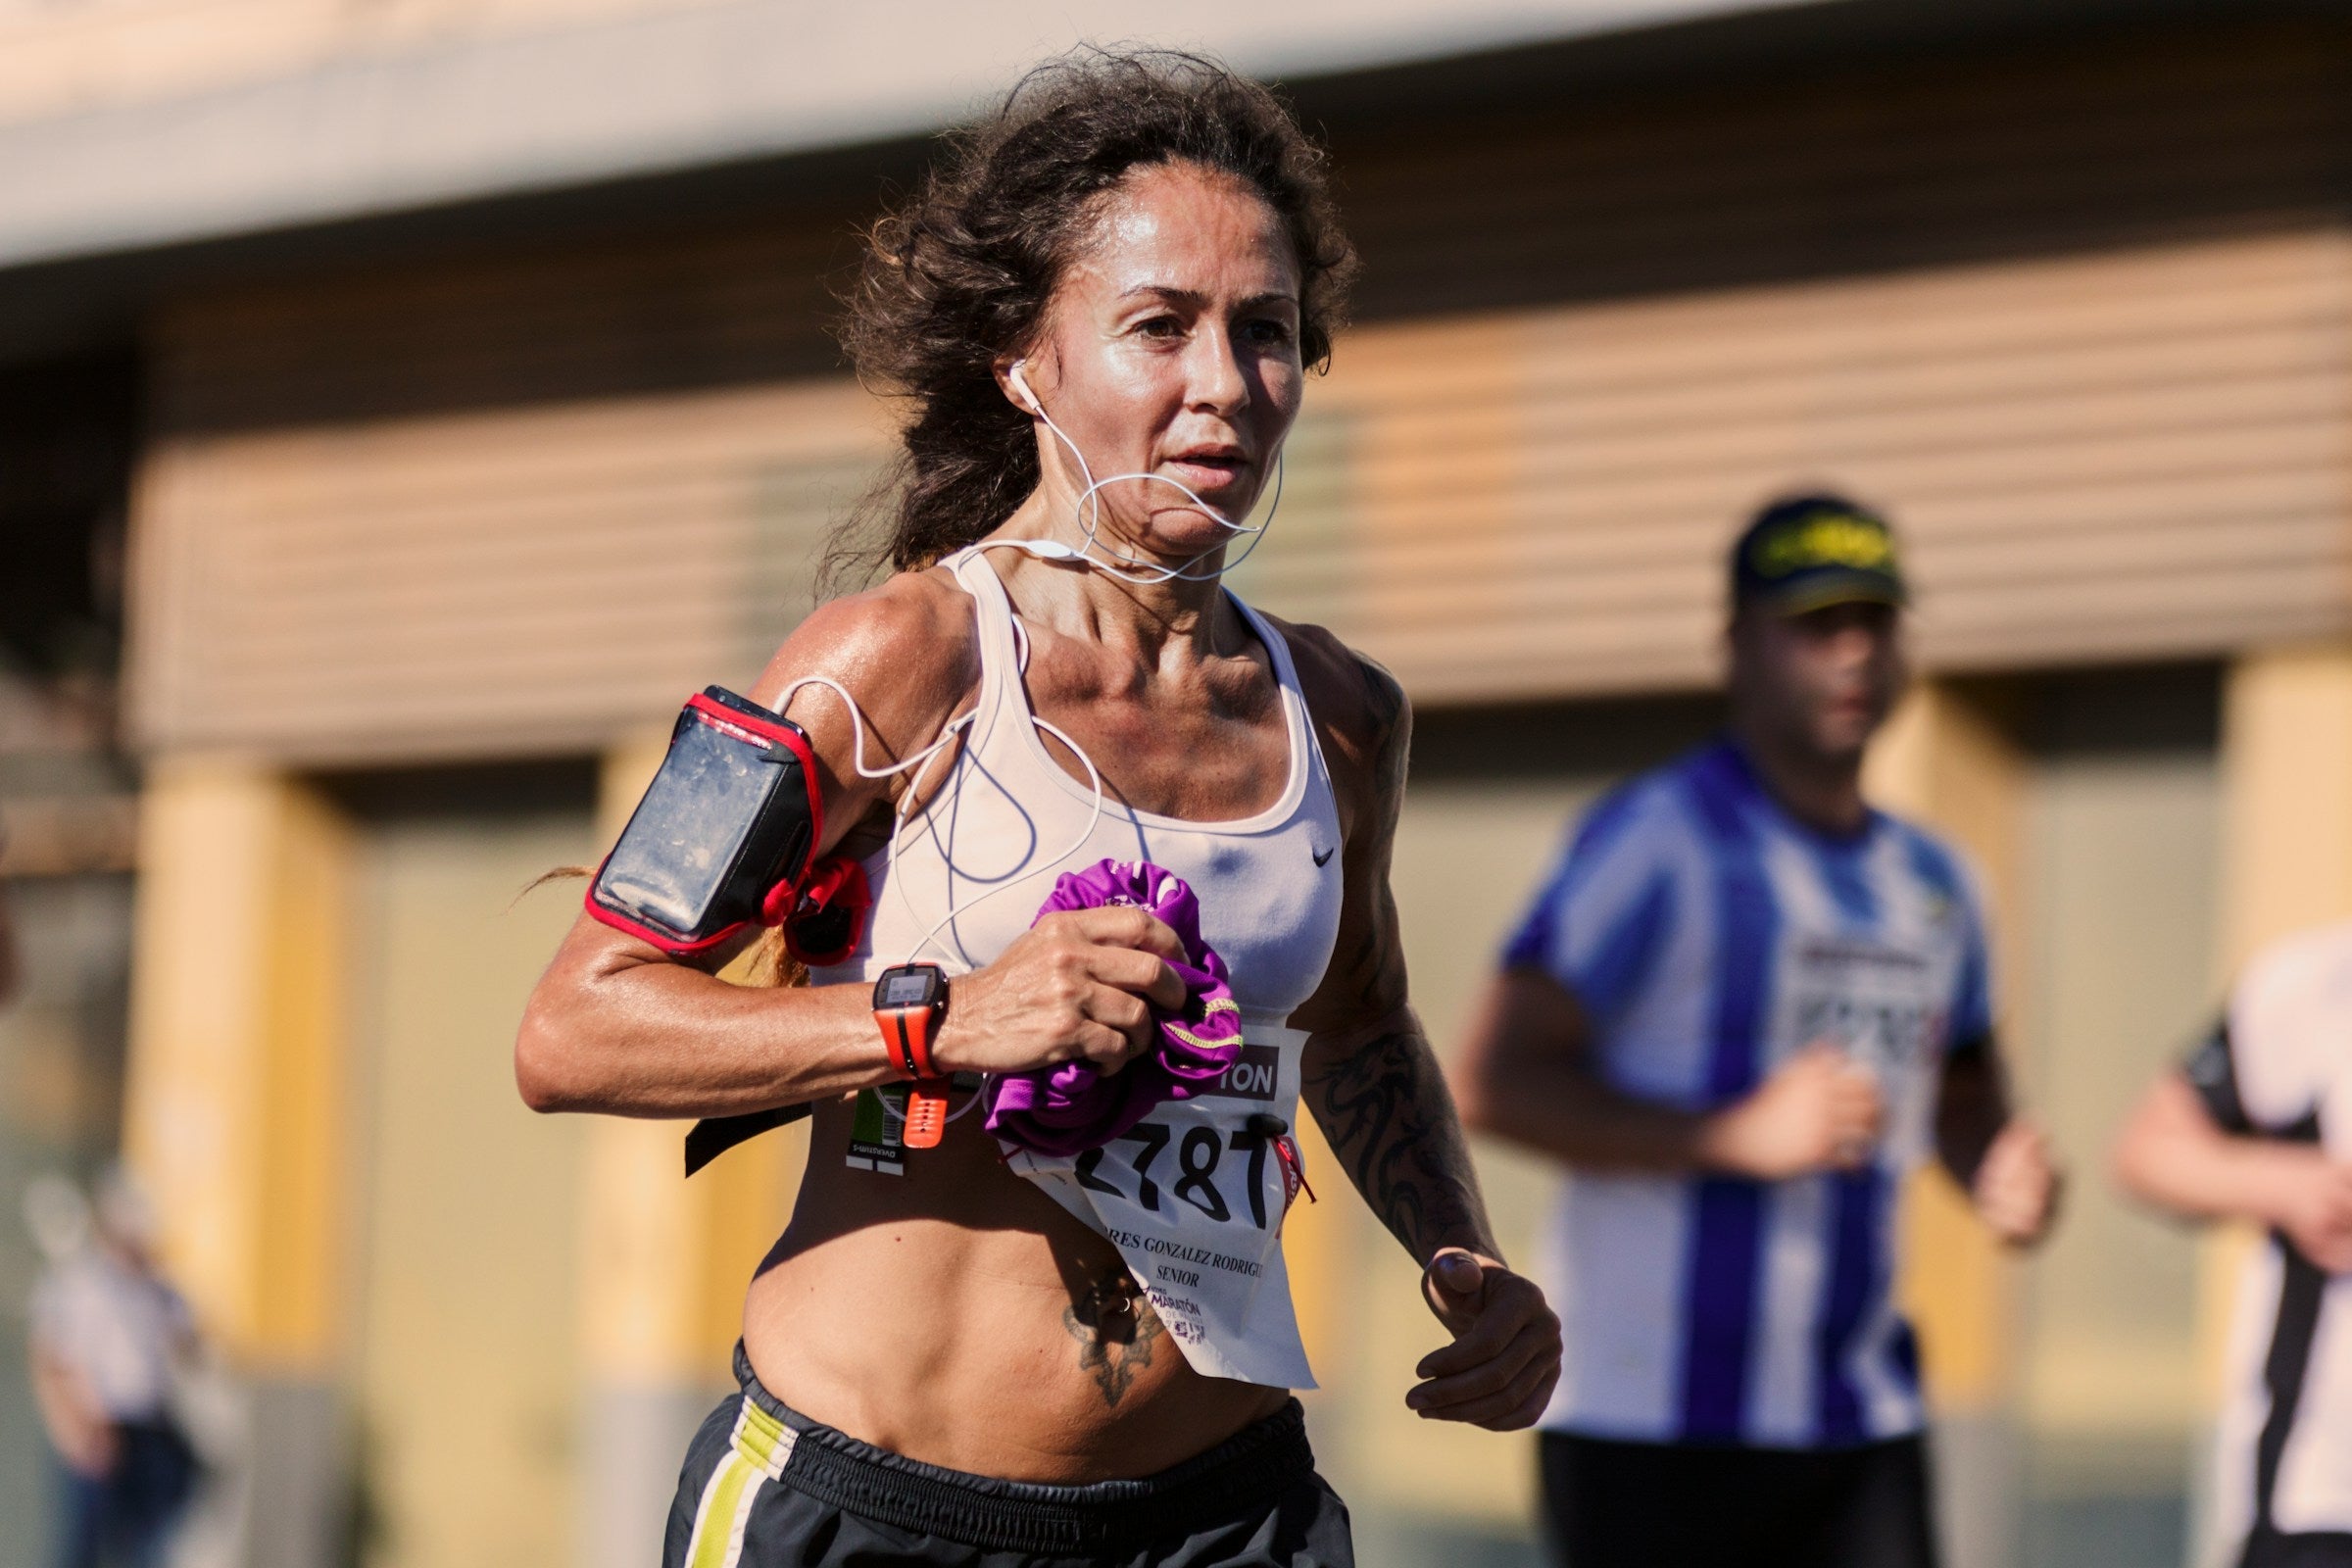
750,564,981,721
1254,612,1407,786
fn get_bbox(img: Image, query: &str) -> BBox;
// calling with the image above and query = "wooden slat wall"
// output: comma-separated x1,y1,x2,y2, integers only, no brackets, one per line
130,381,886,762
1254,229,2352,702
128,22,2352,760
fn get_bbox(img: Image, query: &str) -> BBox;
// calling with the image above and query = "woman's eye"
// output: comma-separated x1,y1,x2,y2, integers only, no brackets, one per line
1137,316,1185,340
1244,318,1297,348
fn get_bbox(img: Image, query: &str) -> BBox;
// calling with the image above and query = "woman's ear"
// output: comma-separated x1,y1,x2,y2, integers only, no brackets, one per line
993,354,1041,416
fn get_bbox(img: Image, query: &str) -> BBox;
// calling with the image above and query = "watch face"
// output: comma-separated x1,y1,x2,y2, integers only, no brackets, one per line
877,969,937,1008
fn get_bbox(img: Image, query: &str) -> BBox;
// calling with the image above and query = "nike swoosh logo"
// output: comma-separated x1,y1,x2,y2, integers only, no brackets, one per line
1312,846,1336,867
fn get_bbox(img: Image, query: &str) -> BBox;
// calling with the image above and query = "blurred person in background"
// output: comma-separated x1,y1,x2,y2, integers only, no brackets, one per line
25,1167,202,1568
518,49,1554,1568
0,888,19,1004
1453,495,2062,1568
0,814,22,1006
2114,918,2352,1568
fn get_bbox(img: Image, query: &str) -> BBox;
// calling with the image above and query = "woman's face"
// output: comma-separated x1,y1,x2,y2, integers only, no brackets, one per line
1004,161,1305,564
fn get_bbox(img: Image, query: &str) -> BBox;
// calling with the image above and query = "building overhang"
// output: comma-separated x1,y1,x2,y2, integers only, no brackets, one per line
0,0,1817,276
0,0,2327,365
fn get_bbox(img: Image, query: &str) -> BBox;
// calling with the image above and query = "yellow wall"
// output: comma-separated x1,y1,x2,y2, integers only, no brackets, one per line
122,758,354,1370
347,806,592,1568
2219,644,2352,966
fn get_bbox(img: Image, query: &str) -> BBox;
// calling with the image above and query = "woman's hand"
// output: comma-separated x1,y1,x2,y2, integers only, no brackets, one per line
1407,1250,1563,1430
932,906,1189,1076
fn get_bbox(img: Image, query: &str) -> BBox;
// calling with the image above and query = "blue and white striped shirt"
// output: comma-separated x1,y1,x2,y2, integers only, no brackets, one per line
1502,739,1991,1449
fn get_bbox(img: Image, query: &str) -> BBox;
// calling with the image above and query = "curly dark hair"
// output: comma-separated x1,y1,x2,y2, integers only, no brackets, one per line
835,47,1358,578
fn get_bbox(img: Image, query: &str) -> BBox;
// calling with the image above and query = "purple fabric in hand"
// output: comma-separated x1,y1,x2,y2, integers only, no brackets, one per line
984,858,1243,1157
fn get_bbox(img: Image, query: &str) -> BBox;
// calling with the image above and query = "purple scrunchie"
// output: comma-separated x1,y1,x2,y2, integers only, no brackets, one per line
983,858,1244,1157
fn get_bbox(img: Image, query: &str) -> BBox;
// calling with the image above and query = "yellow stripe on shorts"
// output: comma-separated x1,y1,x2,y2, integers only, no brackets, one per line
683,1399,799,1568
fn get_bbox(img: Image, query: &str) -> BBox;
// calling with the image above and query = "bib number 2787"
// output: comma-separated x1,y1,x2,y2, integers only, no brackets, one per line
1073,1120,1279,1228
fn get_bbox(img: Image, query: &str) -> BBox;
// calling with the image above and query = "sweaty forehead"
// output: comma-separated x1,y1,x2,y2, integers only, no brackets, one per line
1064,162,1298,299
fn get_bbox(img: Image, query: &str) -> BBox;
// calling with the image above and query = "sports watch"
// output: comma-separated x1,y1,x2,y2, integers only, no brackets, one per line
872,963,951,1149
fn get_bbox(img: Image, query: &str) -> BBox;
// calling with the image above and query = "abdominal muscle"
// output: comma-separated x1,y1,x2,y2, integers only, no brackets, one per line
740,1096,1290,1483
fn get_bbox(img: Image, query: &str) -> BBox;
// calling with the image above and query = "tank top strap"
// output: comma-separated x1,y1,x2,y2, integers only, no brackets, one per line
940,547,1030,748
1228,593,1336,795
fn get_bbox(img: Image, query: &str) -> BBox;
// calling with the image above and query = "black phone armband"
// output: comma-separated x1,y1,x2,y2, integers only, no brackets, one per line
587,687,825,956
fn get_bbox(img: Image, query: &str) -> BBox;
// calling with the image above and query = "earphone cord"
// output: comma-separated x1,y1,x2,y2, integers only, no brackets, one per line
1016,371,1284,584
779,661,1113,1126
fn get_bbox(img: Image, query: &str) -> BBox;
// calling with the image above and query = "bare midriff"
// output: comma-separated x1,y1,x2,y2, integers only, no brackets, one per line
741,1095,1290,1483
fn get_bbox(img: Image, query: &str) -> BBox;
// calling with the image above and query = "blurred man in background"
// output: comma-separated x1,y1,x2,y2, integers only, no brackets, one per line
2114,919,2352,1568
26,1168,201,1568
1453,495,2062,1568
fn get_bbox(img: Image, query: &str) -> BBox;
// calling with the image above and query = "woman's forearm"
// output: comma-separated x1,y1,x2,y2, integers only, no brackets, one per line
1304,1010,1500,1265
515,919,895,1118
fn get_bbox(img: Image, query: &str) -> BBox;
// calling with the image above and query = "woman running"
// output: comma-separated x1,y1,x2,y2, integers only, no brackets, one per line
517,49,1558,1568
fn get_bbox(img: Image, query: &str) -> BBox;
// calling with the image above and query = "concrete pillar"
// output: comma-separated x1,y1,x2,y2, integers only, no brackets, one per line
121,759,356,1568
1866,678,2032,1568
577,734,802,1568
2217,644,2352,966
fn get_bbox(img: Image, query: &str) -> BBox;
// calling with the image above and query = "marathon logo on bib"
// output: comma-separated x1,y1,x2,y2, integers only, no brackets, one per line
1196,1043,1280,1102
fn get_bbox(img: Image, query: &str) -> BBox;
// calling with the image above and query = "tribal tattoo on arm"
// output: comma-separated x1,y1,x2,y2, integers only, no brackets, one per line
1304,1015,1494,1264
1297,652,1499,1265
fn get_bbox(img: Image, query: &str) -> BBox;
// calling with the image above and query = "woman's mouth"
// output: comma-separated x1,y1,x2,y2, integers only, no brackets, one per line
1162,448,1250,492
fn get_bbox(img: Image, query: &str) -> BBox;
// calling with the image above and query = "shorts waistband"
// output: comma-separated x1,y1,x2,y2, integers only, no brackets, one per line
730,1343,1316,1555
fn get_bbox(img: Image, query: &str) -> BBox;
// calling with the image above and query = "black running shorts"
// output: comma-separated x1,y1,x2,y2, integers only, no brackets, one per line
664,1346,1353,1568
2241,1529,2352,1568
1540,1430,1937,1568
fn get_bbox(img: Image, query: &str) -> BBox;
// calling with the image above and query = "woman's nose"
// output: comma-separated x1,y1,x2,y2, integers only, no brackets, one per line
1184,329,1250,415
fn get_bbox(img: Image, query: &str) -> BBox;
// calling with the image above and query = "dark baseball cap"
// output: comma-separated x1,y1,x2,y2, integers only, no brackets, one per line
1731,493,1909,614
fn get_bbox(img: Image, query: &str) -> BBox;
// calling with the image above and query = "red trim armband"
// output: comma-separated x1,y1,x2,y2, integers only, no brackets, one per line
584,687,826,956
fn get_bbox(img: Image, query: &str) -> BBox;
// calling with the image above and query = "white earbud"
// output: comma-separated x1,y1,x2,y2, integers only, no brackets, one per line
1008,361,1043,416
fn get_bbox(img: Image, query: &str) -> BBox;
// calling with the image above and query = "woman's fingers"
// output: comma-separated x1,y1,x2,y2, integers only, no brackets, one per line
1078,985,1156,1059
1082,943,1187,1009
1423,1373,1551,1429
1408,1322,1550,1414
1071,1020,1134,1069
1479,1376,1562,1433
1061,906,1187,963
1414,1352,1558,1429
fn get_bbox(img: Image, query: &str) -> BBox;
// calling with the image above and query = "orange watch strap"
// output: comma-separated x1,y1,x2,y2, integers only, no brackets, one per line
879,1005,939,1081
902,1081,949,1149
879,1004,948,1149
900,1004,939,1080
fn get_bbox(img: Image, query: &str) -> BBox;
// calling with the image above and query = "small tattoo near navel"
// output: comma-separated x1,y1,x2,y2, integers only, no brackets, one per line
1064,1272,1165,1407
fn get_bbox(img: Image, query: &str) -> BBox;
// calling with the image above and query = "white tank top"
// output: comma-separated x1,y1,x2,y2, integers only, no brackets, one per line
811,546,1347,1388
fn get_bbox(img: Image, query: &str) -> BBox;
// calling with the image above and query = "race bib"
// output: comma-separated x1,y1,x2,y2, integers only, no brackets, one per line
1004,1020,1315,1389
1775,934,1946,1160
